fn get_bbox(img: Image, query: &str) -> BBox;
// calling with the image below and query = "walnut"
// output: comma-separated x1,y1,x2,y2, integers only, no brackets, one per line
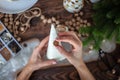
53,41,59,46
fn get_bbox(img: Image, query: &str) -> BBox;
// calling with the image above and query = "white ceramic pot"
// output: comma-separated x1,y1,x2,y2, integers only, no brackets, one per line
0,0,38,14
63,0,84,13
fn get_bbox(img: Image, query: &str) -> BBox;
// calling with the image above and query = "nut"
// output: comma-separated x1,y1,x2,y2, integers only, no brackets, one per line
76,17,81,21
9,22,13,25
9,14,13,17
78,33,81,37
80,20,83,23
17,37,21,42
72,18,76,22
73,23,76,27
40,15,45,20
52,17,56,22
0,13,4,19
20,27,25,32
70,27,75,31
47,19,52,24
4,23,8,26
74,13,79,17
80,24,84,27
8,25,12,29
10,18,13,21
56,25,67,32
5,14,8,17
76,22,80,26
56,21,60,25
79,12,83,16
83,24,87,27
76,26,80,30
43,19,47,24
69,21,72,25
4,18,9,22
15,21,20,25
65,21,69,25
14,34,17,37
53,41,59,46
87,23,91,26
83,20,87,24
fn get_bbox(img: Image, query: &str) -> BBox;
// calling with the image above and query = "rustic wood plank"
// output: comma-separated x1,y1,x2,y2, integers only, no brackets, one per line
19,0,92,41
30,65,80,80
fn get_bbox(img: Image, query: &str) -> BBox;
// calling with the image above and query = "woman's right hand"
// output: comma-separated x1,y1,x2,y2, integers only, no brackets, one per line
55,31,83,67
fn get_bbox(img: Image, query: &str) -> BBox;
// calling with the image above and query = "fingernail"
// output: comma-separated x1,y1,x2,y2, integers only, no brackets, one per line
52,61,57,64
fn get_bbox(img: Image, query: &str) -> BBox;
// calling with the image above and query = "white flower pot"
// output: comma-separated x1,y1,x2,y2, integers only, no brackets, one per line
0,0,38,14
63,0,84,13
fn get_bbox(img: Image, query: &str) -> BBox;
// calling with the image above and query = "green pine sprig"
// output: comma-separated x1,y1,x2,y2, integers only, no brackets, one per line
79,0,120,50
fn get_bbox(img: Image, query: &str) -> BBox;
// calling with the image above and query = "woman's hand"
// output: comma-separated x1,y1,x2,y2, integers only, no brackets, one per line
55,31,83,67
26,36,57,72
17,36,56,80
55,32,95,80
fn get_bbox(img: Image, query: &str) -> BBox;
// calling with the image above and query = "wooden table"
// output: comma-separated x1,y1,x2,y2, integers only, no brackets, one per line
19,0,92,42
30,45,120,80
1,0,120,80
21,0,119,80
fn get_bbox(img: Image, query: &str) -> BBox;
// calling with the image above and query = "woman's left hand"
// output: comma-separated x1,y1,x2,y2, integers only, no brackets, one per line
26,36,57,72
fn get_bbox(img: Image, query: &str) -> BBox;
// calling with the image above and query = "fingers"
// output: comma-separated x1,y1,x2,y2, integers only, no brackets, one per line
58,31,79,40
38,60,57,68
38,36,49,49
32,36,49,57
55,45,72,59
56,36,80,49
57,31,82,49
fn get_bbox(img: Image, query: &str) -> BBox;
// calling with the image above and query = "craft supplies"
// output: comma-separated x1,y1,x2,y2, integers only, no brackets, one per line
0,21,22,68
1,7,91,44
0,38,40,80
63,0,84,13
47,24,65,61
47,24,72,61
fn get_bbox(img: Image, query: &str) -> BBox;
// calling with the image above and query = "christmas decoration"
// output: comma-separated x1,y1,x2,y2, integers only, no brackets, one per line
63,0,84,13
79,0,120,50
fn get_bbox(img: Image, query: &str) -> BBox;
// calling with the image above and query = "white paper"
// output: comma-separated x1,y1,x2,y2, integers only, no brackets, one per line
47,24,65,61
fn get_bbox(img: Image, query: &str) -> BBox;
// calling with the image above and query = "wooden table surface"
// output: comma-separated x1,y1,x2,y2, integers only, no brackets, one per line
21,0,119,80
1,0,120,80
30,45,120,80
19,0,92,41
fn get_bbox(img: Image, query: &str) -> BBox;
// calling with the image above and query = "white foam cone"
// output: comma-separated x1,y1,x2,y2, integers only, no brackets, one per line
46,24,65,61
